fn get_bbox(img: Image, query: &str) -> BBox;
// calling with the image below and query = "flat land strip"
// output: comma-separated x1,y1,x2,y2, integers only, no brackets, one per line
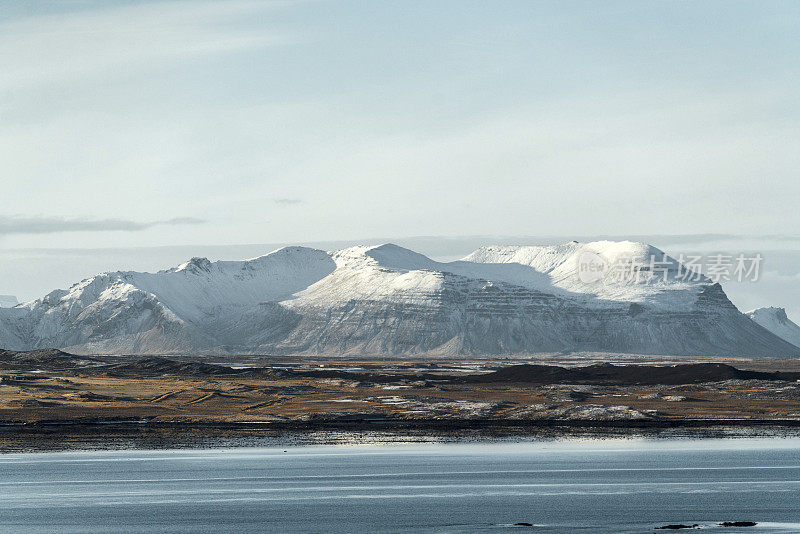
1,350,800,450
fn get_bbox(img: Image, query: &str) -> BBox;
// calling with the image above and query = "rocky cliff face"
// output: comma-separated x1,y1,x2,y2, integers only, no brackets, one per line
1,241,797,357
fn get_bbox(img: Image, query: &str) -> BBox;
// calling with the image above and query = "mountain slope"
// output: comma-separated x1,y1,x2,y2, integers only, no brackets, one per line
746,307,800,349
0,242,797,357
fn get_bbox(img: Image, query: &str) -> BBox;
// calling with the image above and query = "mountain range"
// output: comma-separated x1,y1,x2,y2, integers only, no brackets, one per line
0,241,798,357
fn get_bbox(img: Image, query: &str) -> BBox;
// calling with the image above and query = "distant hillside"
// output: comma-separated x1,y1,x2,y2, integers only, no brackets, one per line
746,307,800,349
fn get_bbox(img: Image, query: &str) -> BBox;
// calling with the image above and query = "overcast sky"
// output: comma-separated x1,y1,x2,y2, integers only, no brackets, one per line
2,0,799,251
2,1,800,318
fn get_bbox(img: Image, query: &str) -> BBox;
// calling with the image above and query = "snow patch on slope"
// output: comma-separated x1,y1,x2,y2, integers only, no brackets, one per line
126,246,336,322
462,240,706,310
307,241,698,309
746,307,800,348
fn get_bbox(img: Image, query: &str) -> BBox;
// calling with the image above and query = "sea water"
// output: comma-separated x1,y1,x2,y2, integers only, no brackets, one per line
0,438,798,533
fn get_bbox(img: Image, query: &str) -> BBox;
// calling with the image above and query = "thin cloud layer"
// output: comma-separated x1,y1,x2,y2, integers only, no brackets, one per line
0,1,288,91
0,216,205,235
273,198,304,206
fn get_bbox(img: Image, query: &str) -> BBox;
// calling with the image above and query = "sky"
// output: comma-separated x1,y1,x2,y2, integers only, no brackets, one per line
1,1,799,314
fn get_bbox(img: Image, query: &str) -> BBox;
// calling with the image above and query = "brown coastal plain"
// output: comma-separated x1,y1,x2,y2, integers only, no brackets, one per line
1,349,800,451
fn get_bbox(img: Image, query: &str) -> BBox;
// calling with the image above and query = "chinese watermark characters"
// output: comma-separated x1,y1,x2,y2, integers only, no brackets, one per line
576,252,762,284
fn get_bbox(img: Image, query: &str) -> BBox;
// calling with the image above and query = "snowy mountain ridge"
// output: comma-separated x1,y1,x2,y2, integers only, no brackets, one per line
0,241,797,357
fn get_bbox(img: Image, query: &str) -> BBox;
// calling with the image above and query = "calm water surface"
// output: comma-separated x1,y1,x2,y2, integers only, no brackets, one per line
0,438,799,533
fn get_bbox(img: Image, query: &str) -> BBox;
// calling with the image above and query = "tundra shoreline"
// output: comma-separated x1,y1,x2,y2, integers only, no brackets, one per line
3,418,800,453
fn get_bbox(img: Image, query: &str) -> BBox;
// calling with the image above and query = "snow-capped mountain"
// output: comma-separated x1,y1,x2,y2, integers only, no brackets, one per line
1,241,797,357
746,307,800,349
0,295,18,308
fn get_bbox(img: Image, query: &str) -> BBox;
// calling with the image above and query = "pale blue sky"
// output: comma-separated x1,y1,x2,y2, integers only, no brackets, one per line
1,0,799,250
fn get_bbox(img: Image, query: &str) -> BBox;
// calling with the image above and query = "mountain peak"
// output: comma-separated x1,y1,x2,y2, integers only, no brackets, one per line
462,240,699,297
331,243,437,272
173,257,212,274
747,306,789,322
364,243,437,271
253,246,326,259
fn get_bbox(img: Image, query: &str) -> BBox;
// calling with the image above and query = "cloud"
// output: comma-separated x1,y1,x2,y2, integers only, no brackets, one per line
0,216,205,235
273,198,304,206
0,1,291,92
